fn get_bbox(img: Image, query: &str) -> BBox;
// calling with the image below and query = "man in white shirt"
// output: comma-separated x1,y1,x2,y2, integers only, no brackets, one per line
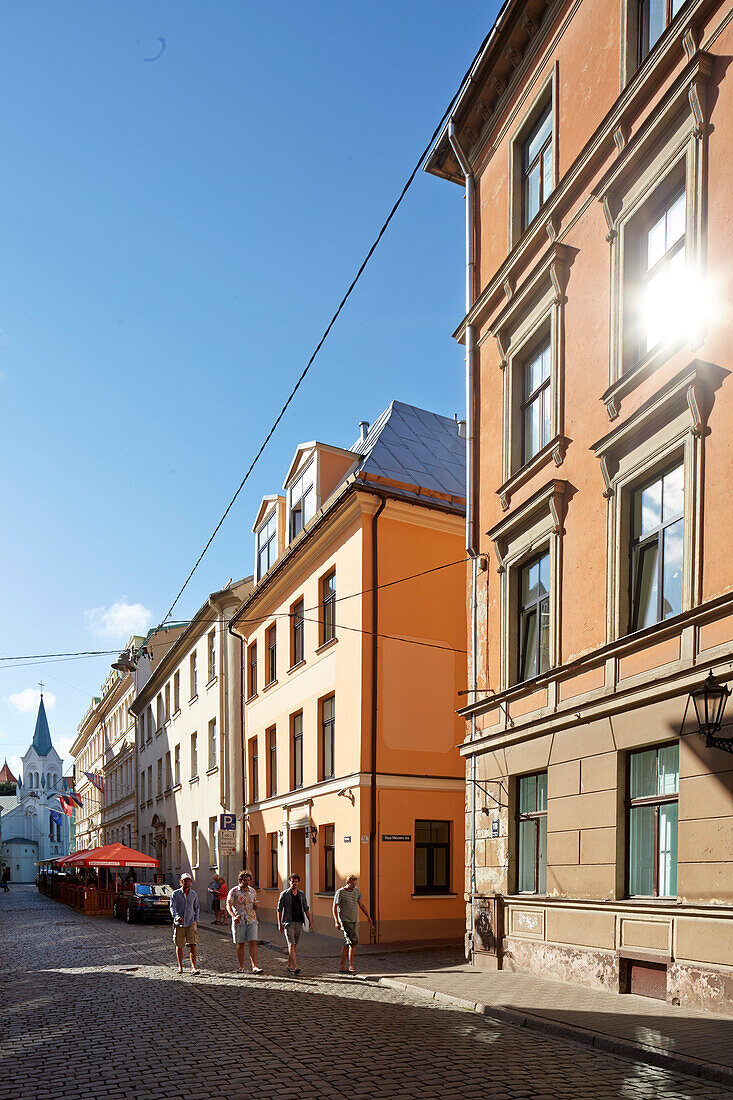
332,874,372,974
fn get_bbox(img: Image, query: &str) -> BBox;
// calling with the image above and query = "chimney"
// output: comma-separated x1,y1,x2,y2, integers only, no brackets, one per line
359,421,370,443
457,419,466,438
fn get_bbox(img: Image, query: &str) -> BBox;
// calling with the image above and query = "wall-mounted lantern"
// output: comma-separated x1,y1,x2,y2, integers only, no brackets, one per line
690,670,732,753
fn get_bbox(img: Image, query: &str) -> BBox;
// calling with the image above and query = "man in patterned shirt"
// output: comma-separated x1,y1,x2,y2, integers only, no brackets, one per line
226,870,262,974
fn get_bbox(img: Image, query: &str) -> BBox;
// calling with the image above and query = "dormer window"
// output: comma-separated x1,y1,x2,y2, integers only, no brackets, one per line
289,461,316,541
256,510,278,581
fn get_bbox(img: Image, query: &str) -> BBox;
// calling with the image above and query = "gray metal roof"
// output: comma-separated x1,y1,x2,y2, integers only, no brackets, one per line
0,795,17,815
351,401,465,503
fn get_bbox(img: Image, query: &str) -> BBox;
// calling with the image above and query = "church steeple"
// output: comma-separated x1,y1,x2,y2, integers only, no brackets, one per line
32,696,53,757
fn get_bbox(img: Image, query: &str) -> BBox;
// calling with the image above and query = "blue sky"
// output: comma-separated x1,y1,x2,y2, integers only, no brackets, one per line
0,1,495,774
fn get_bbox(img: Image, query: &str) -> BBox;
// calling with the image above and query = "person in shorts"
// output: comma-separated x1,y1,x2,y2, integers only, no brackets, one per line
277,873,312,974
226,870,262,974
169,872,200,974
333,874,373,974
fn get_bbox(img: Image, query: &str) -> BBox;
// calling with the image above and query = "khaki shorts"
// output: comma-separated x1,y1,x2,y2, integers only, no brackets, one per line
173,921,198,947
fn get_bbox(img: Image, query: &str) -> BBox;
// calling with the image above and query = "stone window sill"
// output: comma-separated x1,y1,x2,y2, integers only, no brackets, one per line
315,637,338,655
246,693,259,704
411,893,458,899
288,659,306,674
206,676,218,691
206,766,218,776
189,694,198,706
189,776,199,786
263,678,278,692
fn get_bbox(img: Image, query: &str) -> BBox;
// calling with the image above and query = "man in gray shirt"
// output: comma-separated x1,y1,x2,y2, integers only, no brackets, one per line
332,874,372,974
170,872,200,974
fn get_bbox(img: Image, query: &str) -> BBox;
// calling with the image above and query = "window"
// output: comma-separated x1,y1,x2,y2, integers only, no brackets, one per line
518,552,550,682
191,822,199,868
190,652,198,699
267,624,277,685
174,744,180,787
289,461,316,540
165,751,172,791
157,758,163,796
321,570,336,644
248,642,258,699
628,743,678,897
521,340,551,465
208,719,217,771
267,727,277,797
146,706,153,741
256,510,277,581
292,712,304,790
156,695,164,731
269,832,278,888
166,828,172,872
147,765,152,800
190,732,198,779
638,0,685,63
250,834,260,888
321,695,335,780
175,825,181,868
207,630,216,682
414,820,450,894
323,824,335,893
517,772,547,893
164,683,170,723
522,101,552,229
209,816,217,868
635,186,686,362
173,671,180,714
630,464,683,631
249,737,259,804
140,770,145,803
291,599,305,667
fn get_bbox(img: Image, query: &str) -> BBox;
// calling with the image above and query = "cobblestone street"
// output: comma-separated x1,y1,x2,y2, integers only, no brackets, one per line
2,888,732,1099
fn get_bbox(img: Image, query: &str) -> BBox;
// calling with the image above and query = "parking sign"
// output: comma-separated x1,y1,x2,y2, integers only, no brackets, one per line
220,813,236,831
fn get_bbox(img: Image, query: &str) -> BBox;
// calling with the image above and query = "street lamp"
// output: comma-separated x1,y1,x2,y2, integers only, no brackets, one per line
690,670,732,753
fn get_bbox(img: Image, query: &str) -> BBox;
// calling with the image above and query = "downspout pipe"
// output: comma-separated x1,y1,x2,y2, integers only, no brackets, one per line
449,120,479,961
370,494,387,942
227,618,247,870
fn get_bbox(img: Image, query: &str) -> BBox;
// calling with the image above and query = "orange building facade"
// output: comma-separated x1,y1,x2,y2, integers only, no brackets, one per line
428,0,733,1010
230,402,467,942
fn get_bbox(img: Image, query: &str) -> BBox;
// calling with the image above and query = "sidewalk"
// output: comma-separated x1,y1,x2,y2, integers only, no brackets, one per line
199,918,733,1088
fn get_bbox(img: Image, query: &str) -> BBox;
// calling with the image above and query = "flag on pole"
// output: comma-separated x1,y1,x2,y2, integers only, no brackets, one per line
58,796,74,816
67,792,83,808
49,810,64,827
46,792,62,802
83,771,105,794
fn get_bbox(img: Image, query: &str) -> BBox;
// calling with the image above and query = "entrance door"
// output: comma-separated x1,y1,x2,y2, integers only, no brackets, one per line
290,827,306,885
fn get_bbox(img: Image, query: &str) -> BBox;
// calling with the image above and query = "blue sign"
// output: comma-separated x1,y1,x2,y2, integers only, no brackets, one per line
220,813,236,831
491,819,500,837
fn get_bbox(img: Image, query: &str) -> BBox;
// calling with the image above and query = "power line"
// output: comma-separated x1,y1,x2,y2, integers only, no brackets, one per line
158,83,466,630
0,649,120,662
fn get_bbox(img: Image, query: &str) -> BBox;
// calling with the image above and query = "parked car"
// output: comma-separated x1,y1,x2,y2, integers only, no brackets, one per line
113,882,174,923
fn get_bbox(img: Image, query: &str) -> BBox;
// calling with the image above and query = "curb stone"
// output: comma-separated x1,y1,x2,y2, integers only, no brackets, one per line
374,977,733,1089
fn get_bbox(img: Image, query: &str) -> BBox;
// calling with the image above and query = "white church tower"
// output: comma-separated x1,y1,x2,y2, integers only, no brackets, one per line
0,694,70,882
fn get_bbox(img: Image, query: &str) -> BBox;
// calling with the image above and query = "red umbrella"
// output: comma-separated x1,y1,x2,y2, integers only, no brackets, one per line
68,842,158,868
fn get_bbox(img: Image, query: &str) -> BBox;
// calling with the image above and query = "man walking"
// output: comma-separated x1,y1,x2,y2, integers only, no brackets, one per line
276,873,312,974
226,870,262,974
333,874,373,974
170,872,200,975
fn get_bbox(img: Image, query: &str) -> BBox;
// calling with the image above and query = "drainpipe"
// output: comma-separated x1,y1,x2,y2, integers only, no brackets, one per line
227,619,247,870
449,120,479,961
370,494,387,942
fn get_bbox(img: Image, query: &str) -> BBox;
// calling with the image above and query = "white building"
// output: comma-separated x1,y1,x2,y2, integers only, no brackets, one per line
130,578,251,897
0,696,70,881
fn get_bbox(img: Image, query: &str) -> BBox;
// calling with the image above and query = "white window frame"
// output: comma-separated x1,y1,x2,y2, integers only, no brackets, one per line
288,460,316,542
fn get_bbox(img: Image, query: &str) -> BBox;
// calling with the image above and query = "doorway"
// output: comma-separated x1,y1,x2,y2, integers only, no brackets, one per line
289,827,306,885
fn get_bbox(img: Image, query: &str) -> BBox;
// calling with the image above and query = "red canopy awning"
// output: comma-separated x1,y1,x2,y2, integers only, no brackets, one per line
65,843,158,868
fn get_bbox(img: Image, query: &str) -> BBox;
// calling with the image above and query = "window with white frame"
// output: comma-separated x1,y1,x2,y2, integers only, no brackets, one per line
191,821,199,867
256,510,277,581
630,462,684,631
208,719,217,771
207,630,216,682
522,101,553,230
637,0,685,64
518,552,551,682
289,461,316,540
521,339,552,466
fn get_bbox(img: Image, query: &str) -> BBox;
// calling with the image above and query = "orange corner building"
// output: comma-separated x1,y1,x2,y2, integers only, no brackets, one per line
230,402,467,942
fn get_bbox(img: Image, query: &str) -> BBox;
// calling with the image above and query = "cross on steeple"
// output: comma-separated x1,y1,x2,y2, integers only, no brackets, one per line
38,681,44,696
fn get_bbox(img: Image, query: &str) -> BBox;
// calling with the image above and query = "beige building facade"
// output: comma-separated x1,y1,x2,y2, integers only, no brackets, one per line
427,0,733,1012
130,580,251,898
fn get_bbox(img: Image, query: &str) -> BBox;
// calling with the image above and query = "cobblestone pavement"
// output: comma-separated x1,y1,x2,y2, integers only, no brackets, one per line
2,887,731,1100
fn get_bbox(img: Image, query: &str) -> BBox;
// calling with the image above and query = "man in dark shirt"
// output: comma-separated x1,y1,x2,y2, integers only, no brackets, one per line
276,873,313,974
